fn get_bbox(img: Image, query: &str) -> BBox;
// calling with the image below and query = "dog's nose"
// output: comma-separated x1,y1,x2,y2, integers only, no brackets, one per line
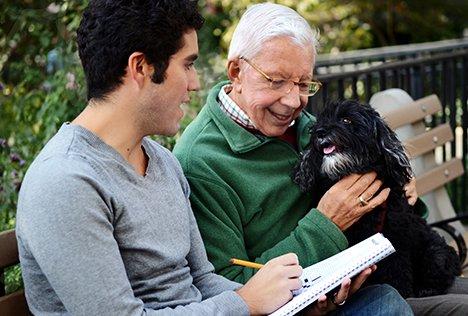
319,139,332,148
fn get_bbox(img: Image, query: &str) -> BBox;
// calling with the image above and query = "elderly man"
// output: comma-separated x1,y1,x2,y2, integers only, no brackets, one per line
174,3,468,315
174,3,415,315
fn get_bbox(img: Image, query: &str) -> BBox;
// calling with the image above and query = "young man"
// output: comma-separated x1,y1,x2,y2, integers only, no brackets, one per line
16,1,306,314
173,3,417,315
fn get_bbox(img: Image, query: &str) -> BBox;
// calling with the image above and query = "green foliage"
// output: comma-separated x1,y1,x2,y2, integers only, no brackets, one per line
4,265,22,295
1,0,88,293
202,0,468,54
0,139,25,232
330,0,468,46
1,1,87,231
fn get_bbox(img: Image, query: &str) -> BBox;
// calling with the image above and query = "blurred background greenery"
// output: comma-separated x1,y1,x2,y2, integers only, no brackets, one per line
1,0,468,235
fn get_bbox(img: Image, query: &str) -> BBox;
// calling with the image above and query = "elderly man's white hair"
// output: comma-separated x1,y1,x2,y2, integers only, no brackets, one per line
228,3,319,61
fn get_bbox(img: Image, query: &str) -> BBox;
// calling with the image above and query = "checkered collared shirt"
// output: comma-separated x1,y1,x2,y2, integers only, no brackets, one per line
218,84,257,130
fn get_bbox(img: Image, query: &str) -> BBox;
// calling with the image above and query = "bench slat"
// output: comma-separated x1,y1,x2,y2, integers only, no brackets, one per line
404,123,453,158
0,290,29,316
0,230,19,269
380,94,441,129
416,158,464,196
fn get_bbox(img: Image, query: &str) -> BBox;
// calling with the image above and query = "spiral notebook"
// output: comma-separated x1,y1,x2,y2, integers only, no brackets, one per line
270,233,395,316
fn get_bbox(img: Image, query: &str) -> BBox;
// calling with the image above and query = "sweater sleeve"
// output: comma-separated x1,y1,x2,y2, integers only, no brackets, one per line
187,174,348,284
184,196,247,301
17,159,248,316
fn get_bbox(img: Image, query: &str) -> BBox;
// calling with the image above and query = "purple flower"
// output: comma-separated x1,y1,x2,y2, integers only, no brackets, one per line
10,153,22,163
0,138,7,149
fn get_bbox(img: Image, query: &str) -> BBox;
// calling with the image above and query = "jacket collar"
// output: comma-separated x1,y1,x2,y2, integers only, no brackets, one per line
206,81,316,154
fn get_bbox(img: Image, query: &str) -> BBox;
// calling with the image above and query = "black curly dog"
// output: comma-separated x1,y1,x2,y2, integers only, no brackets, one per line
292,99,460,298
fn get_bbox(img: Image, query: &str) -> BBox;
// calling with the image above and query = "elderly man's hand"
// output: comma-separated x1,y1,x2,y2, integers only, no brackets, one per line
404,176,418,206
302,265,376,315
316,172,390,231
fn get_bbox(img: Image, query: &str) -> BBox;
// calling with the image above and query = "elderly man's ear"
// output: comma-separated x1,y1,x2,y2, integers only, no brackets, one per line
227,59,243,93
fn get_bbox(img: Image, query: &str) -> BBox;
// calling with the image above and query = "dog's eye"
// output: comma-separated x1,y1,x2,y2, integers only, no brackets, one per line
342,118,352,124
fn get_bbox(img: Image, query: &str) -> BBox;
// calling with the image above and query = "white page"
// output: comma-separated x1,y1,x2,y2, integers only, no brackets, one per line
271,233,395,316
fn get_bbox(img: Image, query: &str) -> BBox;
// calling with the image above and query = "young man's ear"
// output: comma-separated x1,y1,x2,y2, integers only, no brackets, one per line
227,59,243,93
127,52,152,88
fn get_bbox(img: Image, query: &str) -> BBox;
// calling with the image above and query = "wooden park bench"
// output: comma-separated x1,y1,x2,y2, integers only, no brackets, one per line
0,229,29,315
370,89,468,272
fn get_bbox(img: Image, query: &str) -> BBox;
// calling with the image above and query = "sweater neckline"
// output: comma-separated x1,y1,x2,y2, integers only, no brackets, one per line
60,123,155,181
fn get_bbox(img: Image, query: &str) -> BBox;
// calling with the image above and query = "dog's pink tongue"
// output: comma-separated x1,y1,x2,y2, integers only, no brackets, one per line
323,146,336,155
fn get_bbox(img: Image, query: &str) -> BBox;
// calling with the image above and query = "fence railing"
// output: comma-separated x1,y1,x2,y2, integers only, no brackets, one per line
315,38,468,74
309,41,468,214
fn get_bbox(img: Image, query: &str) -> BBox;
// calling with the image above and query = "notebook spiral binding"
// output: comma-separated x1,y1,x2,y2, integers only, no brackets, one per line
271,234,395,316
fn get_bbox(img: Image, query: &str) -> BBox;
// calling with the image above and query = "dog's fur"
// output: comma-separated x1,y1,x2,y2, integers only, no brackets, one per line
292,100,460,298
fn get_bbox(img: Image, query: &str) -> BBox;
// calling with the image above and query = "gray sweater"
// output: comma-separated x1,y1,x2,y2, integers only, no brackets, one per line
16,124,249,315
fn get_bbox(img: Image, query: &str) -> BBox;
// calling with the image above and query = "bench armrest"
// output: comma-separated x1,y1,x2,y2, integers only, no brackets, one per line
430,213,468,267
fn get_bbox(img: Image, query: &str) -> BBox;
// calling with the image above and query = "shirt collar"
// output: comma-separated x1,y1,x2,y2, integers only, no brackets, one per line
218,84,257,129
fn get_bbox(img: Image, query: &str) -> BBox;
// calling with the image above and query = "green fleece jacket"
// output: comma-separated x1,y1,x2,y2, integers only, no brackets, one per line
173,81,349,284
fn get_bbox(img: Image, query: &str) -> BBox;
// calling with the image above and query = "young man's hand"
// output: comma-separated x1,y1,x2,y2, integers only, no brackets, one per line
236,253,302,315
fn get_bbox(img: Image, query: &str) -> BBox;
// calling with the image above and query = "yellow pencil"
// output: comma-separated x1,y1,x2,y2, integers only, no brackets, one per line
230,258,264,269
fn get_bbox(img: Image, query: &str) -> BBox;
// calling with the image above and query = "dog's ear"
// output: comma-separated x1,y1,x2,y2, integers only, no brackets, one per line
292,148,322,192
373,116,413,187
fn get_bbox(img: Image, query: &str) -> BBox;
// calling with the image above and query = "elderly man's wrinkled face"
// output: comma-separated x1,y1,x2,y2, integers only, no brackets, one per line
229,37,315,137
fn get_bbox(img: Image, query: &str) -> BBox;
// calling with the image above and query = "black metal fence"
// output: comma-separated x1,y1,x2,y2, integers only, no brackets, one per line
308,39,468,214
315,38,468,74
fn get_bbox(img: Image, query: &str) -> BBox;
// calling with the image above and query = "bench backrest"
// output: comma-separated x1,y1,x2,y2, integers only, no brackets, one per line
0,229,29,315
369,89,465,233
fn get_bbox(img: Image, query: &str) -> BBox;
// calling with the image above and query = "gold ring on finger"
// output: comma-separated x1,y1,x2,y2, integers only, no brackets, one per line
332,293,346,306
359,196,369,207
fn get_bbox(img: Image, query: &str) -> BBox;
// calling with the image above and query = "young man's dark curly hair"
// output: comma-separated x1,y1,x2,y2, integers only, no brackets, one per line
77,0,204,101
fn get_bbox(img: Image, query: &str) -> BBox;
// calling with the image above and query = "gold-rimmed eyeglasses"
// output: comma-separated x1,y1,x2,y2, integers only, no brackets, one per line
240,56,321,97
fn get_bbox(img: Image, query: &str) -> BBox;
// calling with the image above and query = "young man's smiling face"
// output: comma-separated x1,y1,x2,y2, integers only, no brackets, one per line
138,29,200,136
